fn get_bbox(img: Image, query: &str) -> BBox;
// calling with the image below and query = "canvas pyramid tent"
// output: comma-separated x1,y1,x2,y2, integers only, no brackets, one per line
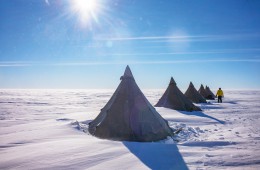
88,66,173,142
205,86,215,100
155,77,201,111
184,82,207,103
198,84,208,99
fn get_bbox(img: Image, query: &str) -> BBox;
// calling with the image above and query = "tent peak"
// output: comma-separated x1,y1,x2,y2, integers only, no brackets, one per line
170,77,176,85
189,81,194,87
123,65,133,78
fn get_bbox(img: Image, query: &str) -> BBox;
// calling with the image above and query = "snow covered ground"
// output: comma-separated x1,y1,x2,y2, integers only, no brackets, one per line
0,89,260,169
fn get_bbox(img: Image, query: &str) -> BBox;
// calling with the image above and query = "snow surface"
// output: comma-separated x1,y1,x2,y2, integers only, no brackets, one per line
0,89,260,169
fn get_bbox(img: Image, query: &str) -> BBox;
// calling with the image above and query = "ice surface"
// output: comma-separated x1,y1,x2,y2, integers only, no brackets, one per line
0,89,260,169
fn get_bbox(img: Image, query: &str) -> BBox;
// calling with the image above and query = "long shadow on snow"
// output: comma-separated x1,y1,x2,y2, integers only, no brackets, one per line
76,120,189,169
123,141,188,170
177,110,225,124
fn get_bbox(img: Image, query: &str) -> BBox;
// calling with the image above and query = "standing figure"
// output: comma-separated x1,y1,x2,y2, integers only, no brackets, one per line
216,88,224,103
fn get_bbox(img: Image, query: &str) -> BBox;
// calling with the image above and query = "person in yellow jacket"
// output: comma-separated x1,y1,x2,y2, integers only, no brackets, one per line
216,88,224,103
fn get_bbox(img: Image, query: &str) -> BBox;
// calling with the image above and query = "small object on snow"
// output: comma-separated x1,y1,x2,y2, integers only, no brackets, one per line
173,128,183,135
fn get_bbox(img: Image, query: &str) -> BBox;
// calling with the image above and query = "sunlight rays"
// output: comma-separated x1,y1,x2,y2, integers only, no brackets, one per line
69,0,102,28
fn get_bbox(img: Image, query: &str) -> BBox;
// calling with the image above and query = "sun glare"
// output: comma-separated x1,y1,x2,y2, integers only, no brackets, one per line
70,0,101,27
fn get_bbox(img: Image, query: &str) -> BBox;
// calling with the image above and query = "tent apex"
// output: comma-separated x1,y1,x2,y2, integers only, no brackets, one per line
123,65,133,78
170,77,176,85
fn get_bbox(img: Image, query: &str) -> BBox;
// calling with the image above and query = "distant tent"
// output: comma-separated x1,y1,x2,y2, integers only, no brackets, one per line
198,84,208,99
205,86,215,100
155,77,201,111
88,66,173,142
184,82,207,103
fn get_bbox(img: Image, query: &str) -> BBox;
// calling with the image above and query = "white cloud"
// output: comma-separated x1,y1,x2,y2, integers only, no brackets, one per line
95,33,260,42
97,48,260,56
0,61,32,67
52,59,260,66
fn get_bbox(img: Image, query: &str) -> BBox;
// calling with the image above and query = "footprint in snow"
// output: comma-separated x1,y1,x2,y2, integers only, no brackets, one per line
56,118,74,121
205,154,214,157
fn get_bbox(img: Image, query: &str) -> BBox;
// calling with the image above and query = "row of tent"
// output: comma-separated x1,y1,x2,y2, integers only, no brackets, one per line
155,77,215,112
88,66,216,142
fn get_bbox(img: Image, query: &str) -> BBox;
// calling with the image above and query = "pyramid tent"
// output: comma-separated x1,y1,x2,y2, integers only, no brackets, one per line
198,84,208,98
184,82,207,103
88,66,173,142
205,86,216,100
155,77,201,111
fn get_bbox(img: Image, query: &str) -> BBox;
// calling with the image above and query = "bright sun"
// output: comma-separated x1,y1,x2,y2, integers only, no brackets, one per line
70,0,101,26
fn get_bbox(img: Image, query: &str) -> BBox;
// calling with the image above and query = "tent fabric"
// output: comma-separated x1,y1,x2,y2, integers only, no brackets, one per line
88,66,173,142
205,86,216,100
184,82,207,103
155,77,201,111
198,84,208,98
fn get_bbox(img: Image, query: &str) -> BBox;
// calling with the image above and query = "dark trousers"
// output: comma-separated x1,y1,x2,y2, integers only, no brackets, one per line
218,96,222,103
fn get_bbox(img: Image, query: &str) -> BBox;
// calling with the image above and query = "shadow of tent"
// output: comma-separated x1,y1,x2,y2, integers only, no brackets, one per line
178,111,225,124
123,141,188,170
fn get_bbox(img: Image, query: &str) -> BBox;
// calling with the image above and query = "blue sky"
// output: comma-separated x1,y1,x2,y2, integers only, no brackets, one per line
0,0,260,90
